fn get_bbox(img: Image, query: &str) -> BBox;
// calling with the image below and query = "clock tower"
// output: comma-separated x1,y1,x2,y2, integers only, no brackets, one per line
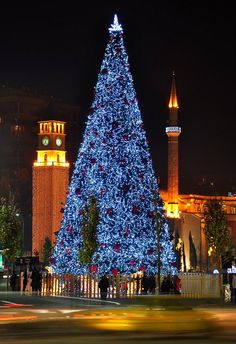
32,120,69,260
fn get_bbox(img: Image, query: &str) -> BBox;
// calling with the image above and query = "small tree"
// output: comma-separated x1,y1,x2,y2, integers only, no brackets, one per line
204,200,232,297
79,195,99,270
189,231,197,270
42,237,52,266
0,196,21,263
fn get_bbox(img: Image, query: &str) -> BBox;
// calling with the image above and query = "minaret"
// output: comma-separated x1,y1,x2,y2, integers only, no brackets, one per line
32,120,69,259
166,72,181,218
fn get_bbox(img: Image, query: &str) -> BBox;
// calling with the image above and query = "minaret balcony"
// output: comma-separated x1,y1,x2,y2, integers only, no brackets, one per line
166,126,181,133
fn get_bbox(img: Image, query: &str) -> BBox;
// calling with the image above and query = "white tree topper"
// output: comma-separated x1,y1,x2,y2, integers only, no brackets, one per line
109,14,123,33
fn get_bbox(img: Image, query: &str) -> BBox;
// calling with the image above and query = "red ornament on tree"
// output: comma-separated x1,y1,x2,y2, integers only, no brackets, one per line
138,173,144,180
75,188,81,196
90,158,97,164
66,225,73,233
101,68,108,75
147,248,154,256
99,165,104,172
66,248,71,255
124,228,129,237
140,195,145,201
148,211,155,219
114,243,120,253
100,243,105,249
112,268,119,275
90,265,98,273
90,142,95,149
122,134,128,141
139,266,146,272
106,208,113,216
79,209,85,217
132,205,140,215
130,260,135,266
50,258,56,265
102,139,107,145
122,184,129,193
112,121,118,129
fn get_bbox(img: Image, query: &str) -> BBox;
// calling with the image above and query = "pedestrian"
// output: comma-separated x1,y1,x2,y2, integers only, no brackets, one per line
149,275,156,294
121,280,128,295
23,270,28,292
98,274,110,300
10,271,18,291
232,274,236,304
161,275,173,294
141,273,149,294
160,276,168,293
173,275,181,294
134,274,140,294
31,267,41,293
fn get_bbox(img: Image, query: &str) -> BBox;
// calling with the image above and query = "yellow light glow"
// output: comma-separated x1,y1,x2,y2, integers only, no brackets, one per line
208,246,213,256
39,120,65,134
166,203,180,218
34,150,69,167
168,76,179,108
168,97,179,108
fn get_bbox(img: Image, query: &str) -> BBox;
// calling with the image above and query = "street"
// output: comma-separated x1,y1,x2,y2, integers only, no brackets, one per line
0,292,236,343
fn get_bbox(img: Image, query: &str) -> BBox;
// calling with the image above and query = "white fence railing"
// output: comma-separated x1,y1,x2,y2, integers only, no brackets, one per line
36,273,220,299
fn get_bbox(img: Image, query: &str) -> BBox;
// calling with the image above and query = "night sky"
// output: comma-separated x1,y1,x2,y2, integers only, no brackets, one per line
0,1,235,195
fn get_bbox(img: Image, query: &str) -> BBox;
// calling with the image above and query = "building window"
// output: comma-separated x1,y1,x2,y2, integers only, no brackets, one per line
57,154,60,163
44,154,47,162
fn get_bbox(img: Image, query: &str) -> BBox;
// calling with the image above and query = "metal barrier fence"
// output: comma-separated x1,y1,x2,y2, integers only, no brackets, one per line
39,272,220,299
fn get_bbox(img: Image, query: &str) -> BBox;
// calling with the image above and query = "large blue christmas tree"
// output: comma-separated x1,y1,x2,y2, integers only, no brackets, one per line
52,15,176,275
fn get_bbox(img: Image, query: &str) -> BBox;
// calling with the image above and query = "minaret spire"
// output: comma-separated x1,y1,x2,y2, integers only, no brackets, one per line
166,72,181,218
168,70,179,109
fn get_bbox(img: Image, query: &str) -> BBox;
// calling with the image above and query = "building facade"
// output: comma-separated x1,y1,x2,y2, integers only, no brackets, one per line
161,75,236,272
0,86,80,252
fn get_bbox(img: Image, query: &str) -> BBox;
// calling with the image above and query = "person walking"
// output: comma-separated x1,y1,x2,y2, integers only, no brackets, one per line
149,275,156,294
31,267,41,293
10,271,18,291
98,275,110,300
173,275,181,294
23,270,28,292
141,273,149,294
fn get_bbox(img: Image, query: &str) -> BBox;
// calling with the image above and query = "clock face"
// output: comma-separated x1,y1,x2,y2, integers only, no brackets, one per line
42,136,49,146
56,137,62,147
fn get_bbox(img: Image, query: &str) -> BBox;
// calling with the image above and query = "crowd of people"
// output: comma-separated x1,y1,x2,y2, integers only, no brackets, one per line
97,273,182,300
10,266,42,293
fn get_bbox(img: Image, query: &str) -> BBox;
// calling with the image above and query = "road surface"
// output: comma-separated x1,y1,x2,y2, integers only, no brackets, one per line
0,292,235,343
